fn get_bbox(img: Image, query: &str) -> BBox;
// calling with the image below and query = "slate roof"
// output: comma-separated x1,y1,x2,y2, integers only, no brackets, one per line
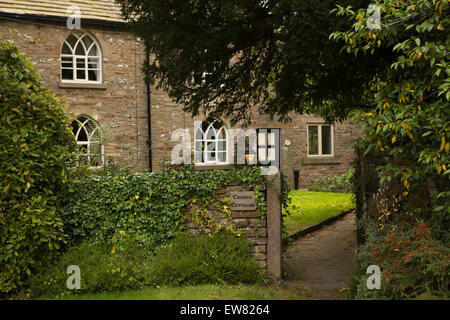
0,0,124,23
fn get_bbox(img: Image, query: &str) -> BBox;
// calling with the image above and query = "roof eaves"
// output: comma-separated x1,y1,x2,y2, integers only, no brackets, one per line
0,11,128,28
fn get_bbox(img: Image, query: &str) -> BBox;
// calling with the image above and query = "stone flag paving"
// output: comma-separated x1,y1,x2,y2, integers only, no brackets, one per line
282,213,357,300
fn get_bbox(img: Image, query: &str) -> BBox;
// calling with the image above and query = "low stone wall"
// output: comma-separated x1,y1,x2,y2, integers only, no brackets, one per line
185,182,269,270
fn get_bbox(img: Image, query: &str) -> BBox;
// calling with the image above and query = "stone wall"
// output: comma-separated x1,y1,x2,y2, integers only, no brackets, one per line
184,182,269,269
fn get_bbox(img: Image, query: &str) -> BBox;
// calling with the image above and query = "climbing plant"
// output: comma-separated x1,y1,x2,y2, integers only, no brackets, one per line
63,165,289,252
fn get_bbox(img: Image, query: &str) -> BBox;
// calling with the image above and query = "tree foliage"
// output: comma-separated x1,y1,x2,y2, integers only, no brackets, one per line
116,0,392,124
0,40,76,294
331,0,449,228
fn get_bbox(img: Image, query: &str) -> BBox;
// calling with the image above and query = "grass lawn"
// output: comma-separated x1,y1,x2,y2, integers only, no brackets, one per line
283,191,354,237
44,284,312,300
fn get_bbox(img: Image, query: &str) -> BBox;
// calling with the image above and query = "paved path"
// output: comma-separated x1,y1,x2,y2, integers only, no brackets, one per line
282,212,357,300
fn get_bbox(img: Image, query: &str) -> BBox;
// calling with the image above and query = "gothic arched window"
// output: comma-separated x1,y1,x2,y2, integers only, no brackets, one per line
71,116,105,167
194,122,229,164
61,31,102,83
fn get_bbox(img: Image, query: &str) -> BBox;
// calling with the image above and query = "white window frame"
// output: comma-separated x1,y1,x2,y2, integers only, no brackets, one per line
307,124,334,157
194,122,230,165
71,116,105,167
256,129,280,168
61,31,102,84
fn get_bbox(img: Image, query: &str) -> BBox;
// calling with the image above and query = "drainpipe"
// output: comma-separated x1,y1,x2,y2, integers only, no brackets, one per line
145,46,153,172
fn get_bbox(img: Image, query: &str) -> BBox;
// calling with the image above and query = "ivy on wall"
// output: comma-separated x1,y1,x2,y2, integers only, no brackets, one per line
63,165,289,252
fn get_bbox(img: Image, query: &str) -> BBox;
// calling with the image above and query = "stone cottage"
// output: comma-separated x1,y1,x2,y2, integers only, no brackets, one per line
0,0,360,189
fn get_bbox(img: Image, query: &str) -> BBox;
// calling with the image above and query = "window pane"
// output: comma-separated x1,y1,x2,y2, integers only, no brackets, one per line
83,36,94,51
76,70,86,80
88,70,99,81
207,152,216,162
66,35,78,48
218,140,226,152
88,45,98,57
217,151,226,163
76,58,86,69
62,69,73,80
206,141,216,152
85,120,99,136
268,147,276,161
217,127,226,139
75,43,86,55
62,57,73,68
258,132,266,146
62,43,72,54
268,132,275,146
70,120,79,135
195,128,203,140
88,57,99,69
78,127,88,142
321,126,332,155
258,148,267,162
206,128,216,140
308,126,319,155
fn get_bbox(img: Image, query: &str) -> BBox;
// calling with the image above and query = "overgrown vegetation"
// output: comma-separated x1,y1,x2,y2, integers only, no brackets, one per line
29,240,152,298
30,231,264,298
0,40,76,295
148,232,265,287
352,217,449,299
332,0,450,299
63,165,272,251
308,170,354,193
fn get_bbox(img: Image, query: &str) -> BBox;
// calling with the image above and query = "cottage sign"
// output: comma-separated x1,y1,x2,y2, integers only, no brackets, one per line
230,192,257,211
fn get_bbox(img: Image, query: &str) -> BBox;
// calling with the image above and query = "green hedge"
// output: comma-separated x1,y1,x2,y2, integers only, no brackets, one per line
0,40,76,295
63,165,271,251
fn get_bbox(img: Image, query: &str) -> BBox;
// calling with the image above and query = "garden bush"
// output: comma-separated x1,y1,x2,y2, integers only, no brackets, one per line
0,40,76,295
29,239,153,298
147,231,265,286
308,169,354,193
29,231,264,298
351,218,449,300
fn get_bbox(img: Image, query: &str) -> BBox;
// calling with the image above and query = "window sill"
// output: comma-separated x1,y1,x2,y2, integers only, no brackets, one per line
302,157,341,165
194,164,235,171
59,82,108,90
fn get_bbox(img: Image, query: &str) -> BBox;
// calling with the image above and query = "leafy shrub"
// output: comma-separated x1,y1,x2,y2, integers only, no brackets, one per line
0,40,76,295
30,232,264,298
29,240,153,298
353,220,449,299
148,232,265,286
62,165,269,250
308,169,354,193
